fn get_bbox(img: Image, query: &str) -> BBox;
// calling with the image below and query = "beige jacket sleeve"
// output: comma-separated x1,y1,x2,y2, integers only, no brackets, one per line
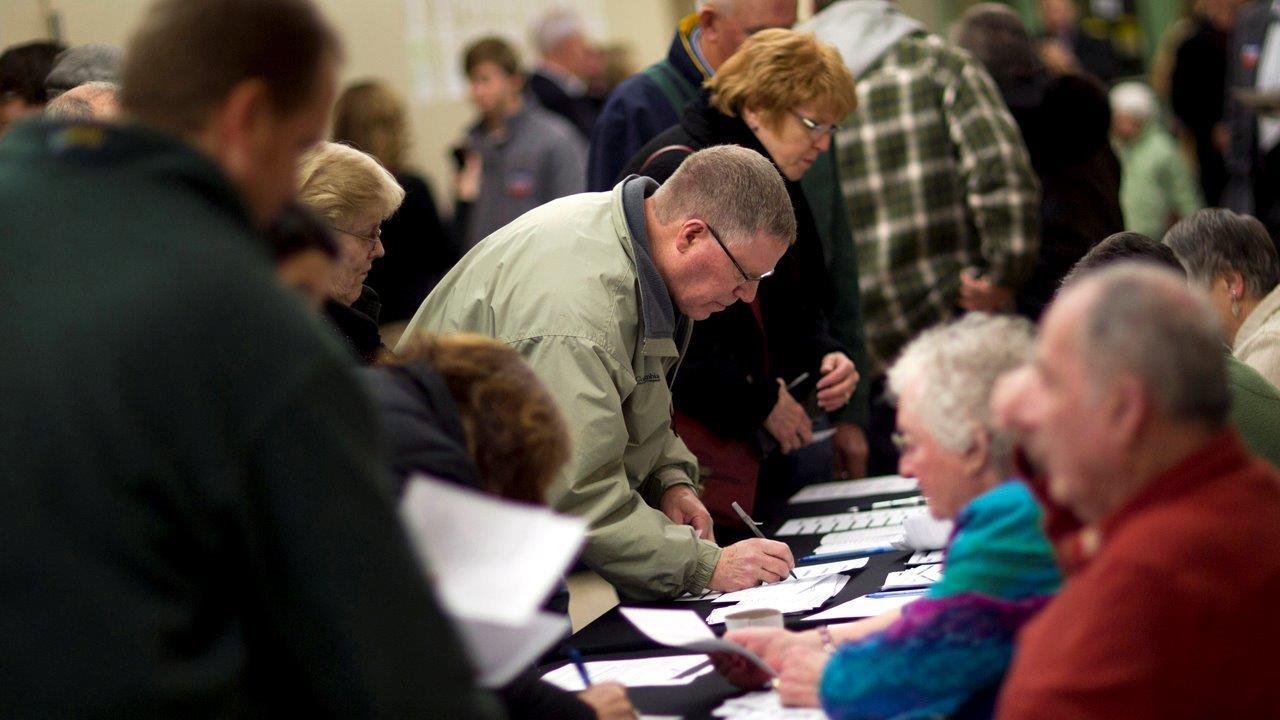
513,334,721,600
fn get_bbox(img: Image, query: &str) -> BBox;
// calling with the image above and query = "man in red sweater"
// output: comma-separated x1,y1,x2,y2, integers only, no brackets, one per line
993,263,1280,719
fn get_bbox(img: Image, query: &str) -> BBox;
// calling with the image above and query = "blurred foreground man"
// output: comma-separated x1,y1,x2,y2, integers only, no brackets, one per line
400,146,799,600
993,265,1280,718
0,0,498,716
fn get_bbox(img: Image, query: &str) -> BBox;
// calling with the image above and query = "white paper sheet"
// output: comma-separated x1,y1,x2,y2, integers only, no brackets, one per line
791,557,869,579
788,475,919,504
618,608,775,676
672,589,724,602
456,612,569,687
880,563,943,590
712,573,846,605
804,589,928,621
541,654,714,692
712,690,829,719
811,526,904,556
906,549,946,566
397,475,586,626
705,575,849,625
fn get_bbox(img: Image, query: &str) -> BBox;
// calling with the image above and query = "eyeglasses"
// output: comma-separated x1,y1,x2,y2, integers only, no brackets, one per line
330,224,382,251
701,220,774,284
791,111,839,140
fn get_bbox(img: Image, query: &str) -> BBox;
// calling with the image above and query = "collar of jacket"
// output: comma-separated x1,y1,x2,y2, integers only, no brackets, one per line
1,118,255,238
613,175,682,358
670,13,713,85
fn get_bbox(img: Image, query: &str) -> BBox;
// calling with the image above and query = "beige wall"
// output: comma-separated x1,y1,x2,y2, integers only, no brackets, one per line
0,0,679,208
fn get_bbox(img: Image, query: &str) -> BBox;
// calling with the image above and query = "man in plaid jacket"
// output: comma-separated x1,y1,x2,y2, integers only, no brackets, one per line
803,0,1040,474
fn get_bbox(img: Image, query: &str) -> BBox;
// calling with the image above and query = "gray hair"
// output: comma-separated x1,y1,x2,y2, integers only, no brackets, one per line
951,3,1041,86
886,313,1035,477
44,44,122,99
44,81,119,121
531,8,584,56
1110,81,1157,122
1163,208,1280,301
653,144,796,248
1072,263,1230,429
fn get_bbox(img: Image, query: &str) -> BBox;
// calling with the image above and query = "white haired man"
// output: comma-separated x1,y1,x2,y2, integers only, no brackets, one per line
1110,81,1202,239
527,7,600,139
43,80,119,121
399,145,800,600
993,264,1280,718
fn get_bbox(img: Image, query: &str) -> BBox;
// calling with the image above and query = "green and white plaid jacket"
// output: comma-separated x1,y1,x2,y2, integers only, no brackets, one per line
836,32,1040,374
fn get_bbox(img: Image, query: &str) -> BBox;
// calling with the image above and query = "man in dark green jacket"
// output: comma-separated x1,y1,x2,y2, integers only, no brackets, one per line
0,0,499,717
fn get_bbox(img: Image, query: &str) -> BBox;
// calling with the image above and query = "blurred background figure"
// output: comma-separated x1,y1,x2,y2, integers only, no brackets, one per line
953,3,1123,319
1224,0,1280,242
1169,0,1247,206
589,42,635,100
296,141,405,363
43,81,119,121
0,40,65,135
265,202,339,313
528,7,602,140
1110,81,1202,240
455,36,585,250
1165,208,1280,388
1036,0,1117,83
333,80,454,327
44,43,122,100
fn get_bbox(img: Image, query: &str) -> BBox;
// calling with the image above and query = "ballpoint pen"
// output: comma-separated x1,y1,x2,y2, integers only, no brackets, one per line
731,501,798,580
566,645,592,688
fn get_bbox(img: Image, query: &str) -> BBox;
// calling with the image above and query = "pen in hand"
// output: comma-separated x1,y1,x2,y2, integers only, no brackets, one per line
731,501,798,581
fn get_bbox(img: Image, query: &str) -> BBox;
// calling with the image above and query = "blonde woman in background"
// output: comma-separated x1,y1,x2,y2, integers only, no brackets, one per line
333,81,456,324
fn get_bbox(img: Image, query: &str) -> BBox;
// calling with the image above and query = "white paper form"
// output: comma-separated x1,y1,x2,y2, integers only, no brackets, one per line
541,654,714,692
618,608,775,676
776,506,927,537
906,549,945,565
881,563,943,590
804,589,928,621
712,691,829,719
788,474,919,504
705,575,849,625
398,476,586,626
791,557,869,579
810,526,904,556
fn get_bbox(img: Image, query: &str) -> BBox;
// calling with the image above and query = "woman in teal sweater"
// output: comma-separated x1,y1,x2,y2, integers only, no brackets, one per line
716,314,1062,719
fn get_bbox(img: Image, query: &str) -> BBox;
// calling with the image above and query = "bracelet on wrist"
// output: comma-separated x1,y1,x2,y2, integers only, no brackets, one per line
818,625,837,654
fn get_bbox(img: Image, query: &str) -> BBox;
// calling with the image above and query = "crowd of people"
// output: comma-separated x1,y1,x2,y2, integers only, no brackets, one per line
4,0,1280,717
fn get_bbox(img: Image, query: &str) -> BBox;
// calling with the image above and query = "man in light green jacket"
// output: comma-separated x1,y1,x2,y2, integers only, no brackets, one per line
398,146,800,599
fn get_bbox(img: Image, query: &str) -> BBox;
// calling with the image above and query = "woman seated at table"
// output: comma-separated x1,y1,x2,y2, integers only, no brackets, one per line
297,141,404,363
359,332,636,720
713,314,1062,719
618,28,861,524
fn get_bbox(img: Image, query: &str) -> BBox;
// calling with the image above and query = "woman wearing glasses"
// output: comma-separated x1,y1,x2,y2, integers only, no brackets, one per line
619,29,862,523
297,141,405,363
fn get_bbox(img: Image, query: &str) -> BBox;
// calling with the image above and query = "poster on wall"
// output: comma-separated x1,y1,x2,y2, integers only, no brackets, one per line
404,0,607,104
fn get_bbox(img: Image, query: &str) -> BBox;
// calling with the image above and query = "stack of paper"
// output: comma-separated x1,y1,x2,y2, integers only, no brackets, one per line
776,506,927,537
398,476,587,687
541,654,714,692
788,475,919,504
811,526,905,556
804,588,928,621
705,574,849,625
906,549,945,565
881,563,943,590
618,608,774,678
712,691,829,719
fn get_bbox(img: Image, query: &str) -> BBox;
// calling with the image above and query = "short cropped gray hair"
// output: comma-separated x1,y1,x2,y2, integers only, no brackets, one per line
44,81,119,121
531,8,583,56
653,145,795,248
44,44,122,98
886,313,1035,477
1163,208,1280,302
1073,263,1230,429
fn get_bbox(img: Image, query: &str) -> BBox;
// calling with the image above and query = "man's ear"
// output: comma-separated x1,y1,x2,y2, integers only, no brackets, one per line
203,78,273,182
1107,374,1149,451
673,219,701,255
